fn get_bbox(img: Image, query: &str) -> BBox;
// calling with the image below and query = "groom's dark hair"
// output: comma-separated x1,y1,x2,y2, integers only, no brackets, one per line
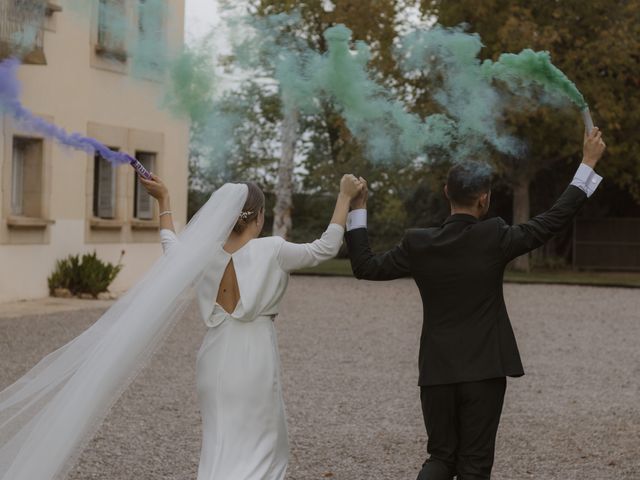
446,161,493,207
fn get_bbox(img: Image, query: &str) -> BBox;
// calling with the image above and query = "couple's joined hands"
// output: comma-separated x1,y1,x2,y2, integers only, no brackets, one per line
340,174,368,210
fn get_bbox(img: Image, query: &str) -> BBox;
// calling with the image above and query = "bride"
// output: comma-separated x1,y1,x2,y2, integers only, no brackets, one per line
0,174,362,480
141,174,362,479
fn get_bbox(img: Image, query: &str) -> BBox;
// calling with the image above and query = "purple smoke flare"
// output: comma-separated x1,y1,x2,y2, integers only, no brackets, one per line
0,58,146,173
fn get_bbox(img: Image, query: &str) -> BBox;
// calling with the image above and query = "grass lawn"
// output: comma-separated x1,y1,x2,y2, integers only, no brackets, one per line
294,258,640,288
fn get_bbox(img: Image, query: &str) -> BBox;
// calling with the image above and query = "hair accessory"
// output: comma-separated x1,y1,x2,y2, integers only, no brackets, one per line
239,210,254,220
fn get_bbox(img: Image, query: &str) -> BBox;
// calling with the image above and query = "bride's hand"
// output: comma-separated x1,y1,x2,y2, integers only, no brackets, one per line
340,174,363,199
139,173,169,200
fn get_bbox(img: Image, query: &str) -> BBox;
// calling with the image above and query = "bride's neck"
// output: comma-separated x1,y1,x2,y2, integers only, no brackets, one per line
225,229,257,252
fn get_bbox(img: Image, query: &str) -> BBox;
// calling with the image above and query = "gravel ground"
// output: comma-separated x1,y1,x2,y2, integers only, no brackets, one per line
1,277,638,479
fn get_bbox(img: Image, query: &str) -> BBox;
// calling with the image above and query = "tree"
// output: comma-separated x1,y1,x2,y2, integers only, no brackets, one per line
422,0,640,270
247,0,405,239
273,104,299,237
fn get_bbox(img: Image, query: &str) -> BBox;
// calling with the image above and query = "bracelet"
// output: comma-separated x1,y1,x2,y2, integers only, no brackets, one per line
159,210,172,217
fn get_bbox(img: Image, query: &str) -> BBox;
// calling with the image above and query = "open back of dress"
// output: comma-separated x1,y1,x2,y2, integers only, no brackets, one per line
216,258,241,315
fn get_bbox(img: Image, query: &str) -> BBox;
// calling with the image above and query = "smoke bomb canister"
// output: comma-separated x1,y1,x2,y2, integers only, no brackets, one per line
125,154,153,179
581,107,595,135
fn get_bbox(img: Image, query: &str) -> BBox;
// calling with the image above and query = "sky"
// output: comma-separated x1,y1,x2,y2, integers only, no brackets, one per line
185,0,219,42
185,0,429,44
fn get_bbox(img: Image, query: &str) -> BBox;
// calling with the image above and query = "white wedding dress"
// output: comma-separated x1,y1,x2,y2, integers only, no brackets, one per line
160,223,344,480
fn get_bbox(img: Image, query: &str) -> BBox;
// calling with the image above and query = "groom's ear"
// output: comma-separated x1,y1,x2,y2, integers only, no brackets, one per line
478,191,491,210
444,184,450,200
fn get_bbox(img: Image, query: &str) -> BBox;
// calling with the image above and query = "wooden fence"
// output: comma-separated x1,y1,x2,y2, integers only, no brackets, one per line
573,218,640,271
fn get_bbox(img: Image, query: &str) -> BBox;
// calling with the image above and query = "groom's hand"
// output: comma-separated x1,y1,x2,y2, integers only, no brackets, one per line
351,177,368,210
582,127,606,169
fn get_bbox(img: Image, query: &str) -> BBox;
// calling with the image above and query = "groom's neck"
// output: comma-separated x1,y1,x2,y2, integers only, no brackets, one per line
450,206,481,219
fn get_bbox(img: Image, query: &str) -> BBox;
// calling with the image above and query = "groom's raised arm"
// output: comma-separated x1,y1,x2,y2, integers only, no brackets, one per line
345,209,411,280
500,127,606,262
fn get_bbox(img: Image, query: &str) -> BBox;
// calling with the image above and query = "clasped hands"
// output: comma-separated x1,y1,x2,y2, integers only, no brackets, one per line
340,174,368,210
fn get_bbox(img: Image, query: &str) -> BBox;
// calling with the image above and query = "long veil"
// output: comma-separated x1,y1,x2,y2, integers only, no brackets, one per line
0,182,248,480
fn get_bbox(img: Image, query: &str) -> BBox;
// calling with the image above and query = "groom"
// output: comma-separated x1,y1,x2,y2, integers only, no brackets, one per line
345,128,606,479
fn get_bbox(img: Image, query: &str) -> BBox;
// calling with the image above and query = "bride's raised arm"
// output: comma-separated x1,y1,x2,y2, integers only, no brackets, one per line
139,172,363,263
276,174,363,272
138,173,177,254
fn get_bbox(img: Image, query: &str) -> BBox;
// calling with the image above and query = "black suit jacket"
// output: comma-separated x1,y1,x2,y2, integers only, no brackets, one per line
346,185,589,386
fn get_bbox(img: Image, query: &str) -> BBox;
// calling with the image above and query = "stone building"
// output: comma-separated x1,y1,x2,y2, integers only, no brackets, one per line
0,0,189,302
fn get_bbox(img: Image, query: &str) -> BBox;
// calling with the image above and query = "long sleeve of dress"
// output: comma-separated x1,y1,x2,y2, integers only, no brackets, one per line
160,228,179,254
276,223,345,272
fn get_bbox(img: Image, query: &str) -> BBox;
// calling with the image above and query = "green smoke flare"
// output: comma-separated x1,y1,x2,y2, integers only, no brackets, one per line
481,49,588,108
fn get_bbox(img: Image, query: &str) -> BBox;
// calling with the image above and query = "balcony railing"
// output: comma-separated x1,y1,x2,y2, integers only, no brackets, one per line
0,1,47,64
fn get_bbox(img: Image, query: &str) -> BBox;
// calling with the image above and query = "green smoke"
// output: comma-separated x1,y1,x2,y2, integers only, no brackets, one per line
231,11,318,113
52,4,590,169
481,49,588,108
397,26,522,158
308,24,427,161
221,18,530,163
394,25,589,160
163,37,217,126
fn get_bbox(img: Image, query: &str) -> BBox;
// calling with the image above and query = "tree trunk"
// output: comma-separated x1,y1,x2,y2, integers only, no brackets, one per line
273,106,299,239
512,179,531,272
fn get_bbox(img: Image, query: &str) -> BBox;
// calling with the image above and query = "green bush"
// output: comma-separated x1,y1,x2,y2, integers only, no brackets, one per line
48,251,124,298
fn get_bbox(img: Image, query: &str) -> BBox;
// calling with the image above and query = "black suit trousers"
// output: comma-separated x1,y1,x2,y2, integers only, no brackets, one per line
417,377,507,480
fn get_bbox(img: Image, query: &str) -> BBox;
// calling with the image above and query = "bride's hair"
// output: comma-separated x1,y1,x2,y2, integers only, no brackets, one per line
233,182,265,233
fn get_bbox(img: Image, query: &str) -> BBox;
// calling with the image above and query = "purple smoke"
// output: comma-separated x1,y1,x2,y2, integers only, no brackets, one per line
0,58,129,165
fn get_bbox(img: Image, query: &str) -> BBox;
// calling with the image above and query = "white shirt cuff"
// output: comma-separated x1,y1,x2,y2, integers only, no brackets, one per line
570,163,602,198
347,209,367,231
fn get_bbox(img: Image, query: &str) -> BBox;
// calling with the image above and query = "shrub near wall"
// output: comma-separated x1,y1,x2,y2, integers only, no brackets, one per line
48,251,124,298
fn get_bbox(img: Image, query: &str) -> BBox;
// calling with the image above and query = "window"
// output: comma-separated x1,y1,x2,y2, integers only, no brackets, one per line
133,151,155,220
0,1,47,64
135,0,165,73
93,152,117,219
138,0,163,36
96,0,127,62
11,139,24,215
11,137,43,217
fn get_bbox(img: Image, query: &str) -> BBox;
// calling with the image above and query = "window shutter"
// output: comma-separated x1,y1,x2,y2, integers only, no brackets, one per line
97,0,110,47
97,157,116,218
136,0,164,71
11,140,24,216
135,152,155,219
98,0,126,52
